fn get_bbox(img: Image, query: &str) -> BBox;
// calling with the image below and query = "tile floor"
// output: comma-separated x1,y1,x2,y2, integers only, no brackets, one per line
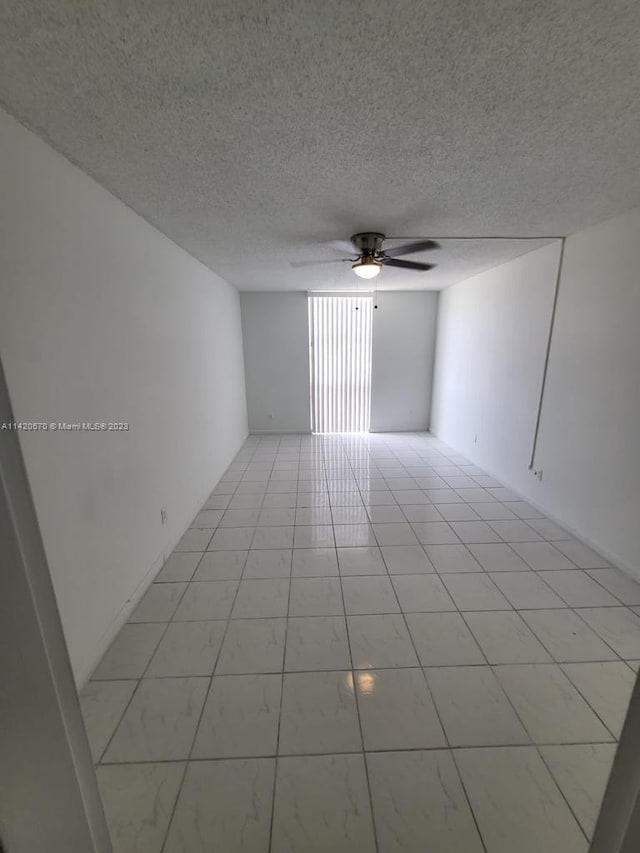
81,432,640,852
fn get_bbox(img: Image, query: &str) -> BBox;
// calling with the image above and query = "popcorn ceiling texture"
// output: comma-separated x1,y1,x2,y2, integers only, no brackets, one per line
1,0,639,291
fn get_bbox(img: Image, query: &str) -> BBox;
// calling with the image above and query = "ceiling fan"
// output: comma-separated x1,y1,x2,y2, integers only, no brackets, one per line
291,232,439,279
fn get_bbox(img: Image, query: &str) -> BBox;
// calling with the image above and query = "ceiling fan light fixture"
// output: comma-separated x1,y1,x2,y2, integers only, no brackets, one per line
352,258,381,279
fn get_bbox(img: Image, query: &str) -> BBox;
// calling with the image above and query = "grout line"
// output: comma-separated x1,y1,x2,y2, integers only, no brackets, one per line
338,453,380,853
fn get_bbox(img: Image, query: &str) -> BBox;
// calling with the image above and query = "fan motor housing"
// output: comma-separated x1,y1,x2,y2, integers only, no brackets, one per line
351,232,385,255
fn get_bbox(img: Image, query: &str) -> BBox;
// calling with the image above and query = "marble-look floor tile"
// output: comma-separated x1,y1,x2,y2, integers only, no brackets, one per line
464,611,552,664
441,572,511,610
191,509,224,528
155,553,200,583
192,674,281,758
373,521,420,546
575,607,640,659
331,505,370,524
294,524,335,548
92,623,166,680
334,523,378,547
97,762,184,853
216,617,286,674
192,550,246,581
79,680,137,761
494,664,613,743
407,612,485,666
521,609,619,662
381,544,434,574
554,540,610,569
228,493,262,509
145,620,226,677
367,750,484,853
231,578,289,618
411,522,461,545
243,548,292,578
342,575,400,615
540,744,617,838
257,507,295,526
337,546,386,575
526,518,572,539
163,758,275,853
424,544,483,573
355,668,446,750
511,541,577,571
489,519,543,542
561,661,635,736
348,614,419,669
264,493,297,509
279,670,361,754
367,505,406,523
424,488,462,504
392,573,457,612
291,547,339,576
418,503,468,521
103,677,209,762
541,570,620,607
449,520,502,543
488,571,565,609
205,494,232,509
208,527,255,551
129,583,186,623
468,501,517,520
289,577,343,616
174,529,213,552
295,506,333,525
252,525,294,549
285,616,351,671
504,501,544,519
271,754,376,853
425,666,529,746
455,746,588,853
431,502,479,521
173,580,238,621
219,508,260,528
587,568,640,605
468,543,531,572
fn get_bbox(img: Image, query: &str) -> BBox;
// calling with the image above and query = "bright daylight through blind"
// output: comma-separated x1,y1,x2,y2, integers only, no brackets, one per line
308,294,373,433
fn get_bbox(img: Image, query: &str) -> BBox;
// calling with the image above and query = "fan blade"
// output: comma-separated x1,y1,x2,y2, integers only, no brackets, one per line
383,258,435,271
384,239,440,258
290,258,352,268
327,239,359,255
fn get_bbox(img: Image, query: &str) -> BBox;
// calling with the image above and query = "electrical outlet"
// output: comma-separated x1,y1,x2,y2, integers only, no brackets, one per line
160,507,168,525
533,469,543,482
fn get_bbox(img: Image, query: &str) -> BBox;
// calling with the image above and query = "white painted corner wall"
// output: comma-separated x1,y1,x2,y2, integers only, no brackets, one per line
240,292,312,433
371,291,439,431
431,211,640,576
0,108,248,685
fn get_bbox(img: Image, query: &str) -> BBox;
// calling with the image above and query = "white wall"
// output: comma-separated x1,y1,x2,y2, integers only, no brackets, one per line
371,291,439,431
431,212,640,576
431,242,562,487
0,109,248,685
241,292,311,433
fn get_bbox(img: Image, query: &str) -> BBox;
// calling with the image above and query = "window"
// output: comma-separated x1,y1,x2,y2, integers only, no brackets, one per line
308,294,373,433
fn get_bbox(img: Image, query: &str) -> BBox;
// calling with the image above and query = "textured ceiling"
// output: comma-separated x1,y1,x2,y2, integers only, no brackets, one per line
1,1,639,291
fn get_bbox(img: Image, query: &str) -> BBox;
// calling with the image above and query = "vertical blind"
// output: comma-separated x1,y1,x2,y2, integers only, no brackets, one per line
308,294,373,433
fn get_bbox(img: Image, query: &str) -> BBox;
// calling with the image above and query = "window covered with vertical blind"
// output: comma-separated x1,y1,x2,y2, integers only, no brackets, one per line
308,294,373,433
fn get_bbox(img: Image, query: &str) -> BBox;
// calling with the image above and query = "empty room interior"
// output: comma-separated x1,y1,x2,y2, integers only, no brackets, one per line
2,2,640,852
